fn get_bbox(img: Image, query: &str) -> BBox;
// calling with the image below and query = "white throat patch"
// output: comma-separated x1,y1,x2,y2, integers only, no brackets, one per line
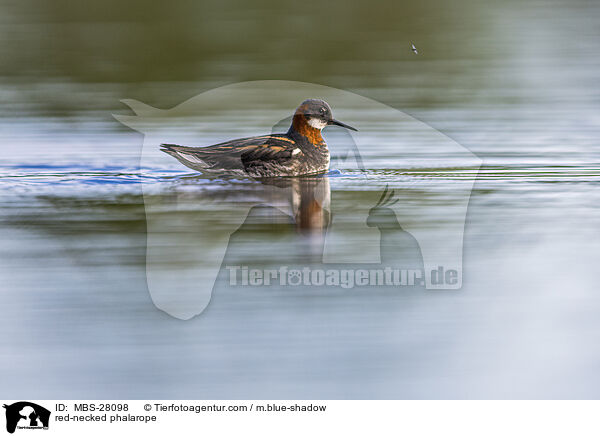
307,117,328,130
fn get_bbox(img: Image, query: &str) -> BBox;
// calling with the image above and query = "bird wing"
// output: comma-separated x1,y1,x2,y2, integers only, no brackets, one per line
239,141,300,172
161,135,297,172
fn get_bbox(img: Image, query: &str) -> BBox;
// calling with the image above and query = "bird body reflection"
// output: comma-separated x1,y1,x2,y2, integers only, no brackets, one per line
224,176,331,264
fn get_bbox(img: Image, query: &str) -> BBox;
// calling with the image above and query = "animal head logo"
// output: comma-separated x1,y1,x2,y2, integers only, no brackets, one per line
367,185,401,229
3,402,50,434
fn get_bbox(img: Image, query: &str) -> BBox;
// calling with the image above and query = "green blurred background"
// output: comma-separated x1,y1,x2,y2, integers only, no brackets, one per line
4,0,597,114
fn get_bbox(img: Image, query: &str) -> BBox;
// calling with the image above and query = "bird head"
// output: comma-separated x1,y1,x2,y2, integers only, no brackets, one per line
292,99,357,132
